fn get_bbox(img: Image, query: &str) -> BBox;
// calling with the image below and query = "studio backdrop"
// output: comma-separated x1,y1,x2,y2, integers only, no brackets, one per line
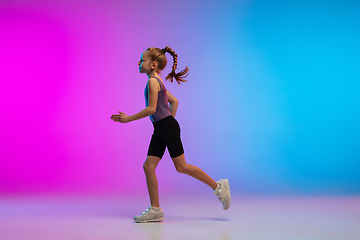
0,0,359,195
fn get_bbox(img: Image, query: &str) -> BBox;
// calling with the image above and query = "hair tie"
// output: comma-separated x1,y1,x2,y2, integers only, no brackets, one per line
162,48,166,54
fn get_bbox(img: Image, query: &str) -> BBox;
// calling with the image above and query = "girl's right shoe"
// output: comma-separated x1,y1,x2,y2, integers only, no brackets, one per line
133,206,164,223
213,179,231,210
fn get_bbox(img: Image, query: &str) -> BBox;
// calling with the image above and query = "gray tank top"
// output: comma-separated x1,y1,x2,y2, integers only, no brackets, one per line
144,77,172,123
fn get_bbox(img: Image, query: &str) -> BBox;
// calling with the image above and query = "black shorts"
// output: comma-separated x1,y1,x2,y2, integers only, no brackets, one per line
147,115,184,159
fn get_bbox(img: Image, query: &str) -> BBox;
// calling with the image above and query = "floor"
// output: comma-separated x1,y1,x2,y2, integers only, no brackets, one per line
0,193,359,240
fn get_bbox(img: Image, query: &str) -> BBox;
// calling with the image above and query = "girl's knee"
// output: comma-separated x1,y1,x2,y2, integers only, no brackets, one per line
143,157,159,173
143,163,148,172
143,162,153,173
175,163,188,174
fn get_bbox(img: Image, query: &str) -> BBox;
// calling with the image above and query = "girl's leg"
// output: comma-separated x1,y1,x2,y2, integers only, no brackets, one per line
172,154,218,190
143,155,161,207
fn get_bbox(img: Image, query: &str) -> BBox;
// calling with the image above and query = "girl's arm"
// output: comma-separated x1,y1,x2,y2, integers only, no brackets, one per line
167,90,179,117
112,78,159,123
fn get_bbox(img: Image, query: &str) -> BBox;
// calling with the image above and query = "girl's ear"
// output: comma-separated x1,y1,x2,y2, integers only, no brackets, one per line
151,61,157,70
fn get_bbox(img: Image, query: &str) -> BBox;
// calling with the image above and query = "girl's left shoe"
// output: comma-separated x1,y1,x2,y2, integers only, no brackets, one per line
133,206,164,223
213,179,231,210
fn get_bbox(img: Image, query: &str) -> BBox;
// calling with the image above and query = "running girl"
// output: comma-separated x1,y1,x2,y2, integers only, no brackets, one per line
111,46,231,223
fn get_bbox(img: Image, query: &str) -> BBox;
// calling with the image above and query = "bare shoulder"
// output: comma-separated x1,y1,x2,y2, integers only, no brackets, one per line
148,77,158,82
148,77,161,92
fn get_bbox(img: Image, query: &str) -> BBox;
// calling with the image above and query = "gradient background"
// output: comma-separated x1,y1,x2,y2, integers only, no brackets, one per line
0,0,359,196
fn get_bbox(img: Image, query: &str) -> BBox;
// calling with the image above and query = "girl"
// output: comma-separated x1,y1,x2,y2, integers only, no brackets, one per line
111,46,231,223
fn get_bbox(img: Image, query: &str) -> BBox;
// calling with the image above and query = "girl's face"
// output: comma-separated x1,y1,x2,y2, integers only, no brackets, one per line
138,51,154,74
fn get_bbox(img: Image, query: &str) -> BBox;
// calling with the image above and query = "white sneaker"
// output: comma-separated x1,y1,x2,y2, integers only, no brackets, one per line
133,206,164,223
213,179,231,210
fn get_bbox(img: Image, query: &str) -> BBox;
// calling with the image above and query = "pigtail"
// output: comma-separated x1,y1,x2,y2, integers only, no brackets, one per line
162,46,189,85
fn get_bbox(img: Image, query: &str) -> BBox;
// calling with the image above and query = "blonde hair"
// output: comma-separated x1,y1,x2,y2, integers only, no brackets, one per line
146,46,189,85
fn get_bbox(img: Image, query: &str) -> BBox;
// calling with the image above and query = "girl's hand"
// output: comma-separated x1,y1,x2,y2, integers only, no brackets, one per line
110,111,130,123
